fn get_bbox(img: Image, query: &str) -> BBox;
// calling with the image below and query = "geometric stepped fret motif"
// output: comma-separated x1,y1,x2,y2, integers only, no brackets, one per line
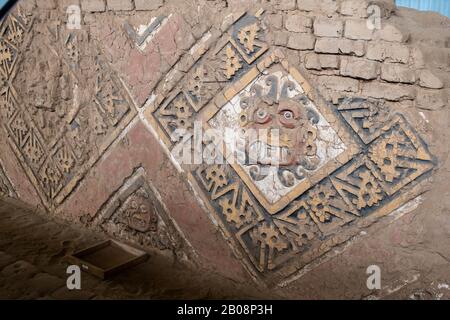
0,7,137,209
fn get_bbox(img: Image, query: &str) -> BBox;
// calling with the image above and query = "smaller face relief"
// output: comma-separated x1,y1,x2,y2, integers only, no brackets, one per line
119,188,158,233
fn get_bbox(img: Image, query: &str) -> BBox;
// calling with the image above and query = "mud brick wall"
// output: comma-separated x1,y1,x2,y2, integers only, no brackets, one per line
0,0,449,292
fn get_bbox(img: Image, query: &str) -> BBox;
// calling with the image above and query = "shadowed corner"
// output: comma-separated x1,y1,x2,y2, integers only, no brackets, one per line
0,0,19,21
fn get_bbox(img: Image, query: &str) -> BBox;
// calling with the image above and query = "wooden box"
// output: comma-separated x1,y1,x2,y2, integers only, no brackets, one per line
67,240,148,279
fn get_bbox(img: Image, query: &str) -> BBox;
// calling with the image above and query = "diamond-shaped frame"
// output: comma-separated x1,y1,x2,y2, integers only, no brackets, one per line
199,50,362,214
367,114,435,196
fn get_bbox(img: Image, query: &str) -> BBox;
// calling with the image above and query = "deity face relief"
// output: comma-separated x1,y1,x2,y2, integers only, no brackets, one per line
119,188,158,233
239,79,319,169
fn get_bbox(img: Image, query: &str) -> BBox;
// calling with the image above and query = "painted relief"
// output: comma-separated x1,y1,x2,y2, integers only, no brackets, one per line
146,11,436,284
0,5,437,286
94,168,192,257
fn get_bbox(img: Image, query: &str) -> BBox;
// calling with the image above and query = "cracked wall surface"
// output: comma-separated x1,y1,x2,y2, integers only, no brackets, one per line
0,0,449,297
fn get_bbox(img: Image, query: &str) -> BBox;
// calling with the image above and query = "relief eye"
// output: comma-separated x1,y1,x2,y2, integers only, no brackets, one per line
283,110,294,120
256,109,268,119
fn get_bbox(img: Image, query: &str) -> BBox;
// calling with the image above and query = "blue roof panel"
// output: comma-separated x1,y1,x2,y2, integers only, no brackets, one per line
396,0,450,18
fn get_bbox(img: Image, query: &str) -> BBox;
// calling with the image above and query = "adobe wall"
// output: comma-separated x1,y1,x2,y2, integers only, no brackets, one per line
0,0,448,297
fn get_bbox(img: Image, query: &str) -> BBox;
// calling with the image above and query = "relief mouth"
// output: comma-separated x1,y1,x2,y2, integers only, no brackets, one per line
248,141,291,165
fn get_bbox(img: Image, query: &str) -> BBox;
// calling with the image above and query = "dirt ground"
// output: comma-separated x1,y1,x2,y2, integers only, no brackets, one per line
0,195,449,300
0,197,281,300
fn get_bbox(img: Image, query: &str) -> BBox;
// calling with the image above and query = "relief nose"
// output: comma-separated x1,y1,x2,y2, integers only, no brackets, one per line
267,128,280,145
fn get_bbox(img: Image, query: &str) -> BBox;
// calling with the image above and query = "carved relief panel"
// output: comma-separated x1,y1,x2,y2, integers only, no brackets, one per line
0,5,437,286
0,7,137,209
145,10,436,285
93,168,192,258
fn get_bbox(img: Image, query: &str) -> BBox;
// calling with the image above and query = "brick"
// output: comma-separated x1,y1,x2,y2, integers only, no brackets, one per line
319,54,339,69
418,70,444,89
313,18,343,38
266,14,283,30
36,0,56,9
381,63,416,84
366,41,410,63
135,0,163,11
297,0,319,11
416,88,446,110
374,24,409,43
410,47,425,69
318,75,359,92
315,38,340,53
284,14,313,33
107,0,133,11
298,0,337,15
338,39,366,56
340,56,379,80
287,33,316,50
315,38,365,56
81,0,105,12
305,53,339,70
340,0,369,18
305,53,321,70
273,31,289,46
276,0,296,10
344,19,373,40
60,0,80,10
362,82,416,101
